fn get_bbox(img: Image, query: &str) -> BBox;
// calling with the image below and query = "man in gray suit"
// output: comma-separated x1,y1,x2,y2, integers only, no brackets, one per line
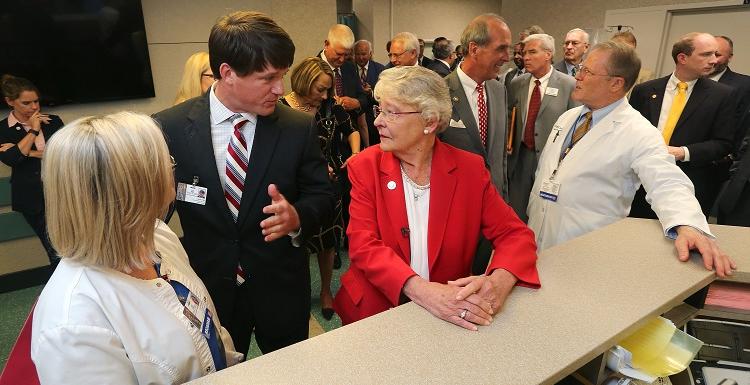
507,34,578,221
439,13,512,274
440,13,512,198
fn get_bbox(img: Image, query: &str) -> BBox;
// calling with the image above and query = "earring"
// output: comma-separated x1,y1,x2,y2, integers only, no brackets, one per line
423,128,429,135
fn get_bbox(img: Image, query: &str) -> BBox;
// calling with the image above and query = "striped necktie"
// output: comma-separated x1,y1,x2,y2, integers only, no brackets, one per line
224,114,249,222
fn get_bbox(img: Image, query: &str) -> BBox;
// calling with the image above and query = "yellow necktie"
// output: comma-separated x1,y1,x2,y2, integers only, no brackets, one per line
662,82,687,144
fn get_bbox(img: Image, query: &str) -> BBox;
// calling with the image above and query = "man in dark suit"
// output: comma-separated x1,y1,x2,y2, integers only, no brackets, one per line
710,35,750,144
439,13,511,274
426,37,455,77
154,11,333,357
503,41,525,85
507,33,578,222
320,24,369,146
417,38,434,67
553,28,589,76
353,39,385,146
718,111,750,226
630,32,736,217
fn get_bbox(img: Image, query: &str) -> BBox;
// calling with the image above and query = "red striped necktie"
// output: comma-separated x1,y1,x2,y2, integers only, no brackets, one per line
224,114,249,285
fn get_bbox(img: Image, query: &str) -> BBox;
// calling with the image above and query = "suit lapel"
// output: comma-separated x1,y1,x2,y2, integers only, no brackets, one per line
236,110,281,228
647,78,667,126
538,71,559,117
675,78,709,130
380,152,411,260
185,97,236,225
427,141,456,272
485,80,506,152
447,73,485,157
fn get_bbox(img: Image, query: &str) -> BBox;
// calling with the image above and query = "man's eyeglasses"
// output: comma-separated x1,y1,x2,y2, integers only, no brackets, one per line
387,51,407,59
577,66,612,79
373,105,421,122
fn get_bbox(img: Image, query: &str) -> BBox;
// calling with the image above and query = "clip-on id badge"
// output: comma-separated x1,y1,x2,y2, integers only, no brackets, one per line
539,178,561,202
177,176,207,205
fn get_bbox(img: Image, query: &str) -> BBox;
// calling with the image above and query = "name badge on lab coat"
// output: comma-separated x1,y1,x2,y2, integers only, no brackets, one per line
539,178,561,202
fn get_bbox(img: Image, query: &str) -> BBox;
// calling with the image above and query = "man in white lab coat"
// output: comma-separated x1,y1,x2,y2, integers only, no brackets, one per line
527,41,735,277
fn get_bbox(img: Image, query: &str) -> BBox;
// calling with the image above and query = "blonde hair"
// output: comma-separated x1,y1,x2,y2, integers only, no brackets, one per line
42,111,174,272
374,66,452,133
290,57,334,99
174,51,210,105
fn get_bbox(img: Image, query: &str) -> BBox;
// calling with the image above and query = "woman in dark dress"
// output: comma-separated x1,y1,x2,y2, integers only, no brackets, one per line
281,57,360,319
0,75,63,271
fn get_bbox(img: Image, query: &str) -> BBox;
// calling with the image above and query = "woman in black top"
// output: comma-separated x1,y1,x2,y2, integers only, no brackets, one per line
0,75,63,270
280,57,360,319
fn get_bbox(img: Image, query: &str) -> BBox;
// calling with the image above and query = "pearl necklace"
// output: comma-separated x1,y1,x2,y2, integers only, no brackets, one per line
400,163,430,201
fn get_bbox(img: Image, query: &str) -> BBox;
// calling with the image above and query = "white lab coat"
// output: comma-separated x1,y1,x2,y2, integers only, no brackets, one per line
31,220,243,385
527,98,710,250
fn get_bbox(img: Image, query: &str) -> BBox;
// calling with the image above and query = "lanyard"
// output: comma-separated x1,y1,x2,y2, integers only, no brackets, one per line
155,262,227,371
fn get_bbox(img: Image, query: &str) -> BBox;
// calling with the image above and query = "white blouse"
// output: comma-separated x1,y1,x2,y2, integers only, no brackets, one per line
402,173,431,280
31,220,243,385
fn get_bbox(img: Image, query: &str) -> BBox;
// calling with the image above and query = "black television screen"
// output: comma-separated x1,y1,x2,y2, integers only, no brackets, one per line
0,0,155,106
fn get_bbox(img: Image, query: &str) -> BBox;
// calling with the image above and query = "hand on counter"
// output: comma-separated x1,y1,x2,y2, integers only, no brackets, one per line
449,269,518,315
402,275,493,331
675,226,736,278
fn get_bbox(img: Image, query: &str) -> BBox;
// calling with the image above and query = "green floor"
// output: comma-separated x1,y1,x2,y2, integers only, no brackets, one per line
0,252,349,370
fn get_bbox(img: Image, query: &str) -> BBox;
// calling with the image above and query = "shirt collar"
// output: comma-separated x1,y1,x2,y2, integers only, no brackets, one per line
209,82,257,126
533,66,554,82
708,68,728,82
668,72,698,91
580,97,625,128
320,51,337,72
457,64,480,90
7,111,24,127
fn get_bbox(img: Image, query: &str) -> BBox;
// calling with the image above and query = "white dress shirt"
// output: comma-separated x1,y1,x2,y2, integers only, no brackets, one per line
657,73,697,162
524,67,553,122
456,65,487,128
32,221,243,385
708,68,727,82
209,83,257,188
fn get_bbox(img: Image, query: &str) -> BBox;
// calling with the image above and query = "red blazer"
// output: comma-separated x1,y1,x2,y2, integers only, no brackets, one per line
334,139,540,325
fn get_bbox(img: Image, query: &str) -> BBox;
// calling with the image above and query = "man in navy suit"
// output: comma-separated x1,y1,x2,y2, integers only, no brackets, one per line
353,39,385,146
630,32,737,217
426,37,456,77
320,24,369,146
710,35,750,145
154,11,333,357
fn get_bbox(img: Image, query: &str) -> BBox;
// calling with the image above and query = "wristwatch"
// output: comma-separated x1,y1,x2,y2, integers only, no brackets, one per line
29,129,40,136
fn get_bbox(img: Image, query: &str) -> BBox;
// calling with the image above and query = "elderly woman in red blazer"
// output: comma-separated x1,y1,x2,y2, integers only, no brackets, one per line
334,66,540,330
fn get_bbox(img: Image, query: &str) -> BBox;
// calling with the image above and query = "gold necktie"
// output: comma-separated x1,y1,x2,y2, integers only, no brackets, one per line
571,111,592,146
662,82,688,144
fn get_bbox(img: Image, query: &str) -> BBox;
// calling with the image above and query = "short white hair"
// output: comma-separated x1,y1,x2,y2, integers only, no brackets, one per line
566,28,590,44
354,39,372,53
327,24,355,49
391,32,419,53
523,33,555,57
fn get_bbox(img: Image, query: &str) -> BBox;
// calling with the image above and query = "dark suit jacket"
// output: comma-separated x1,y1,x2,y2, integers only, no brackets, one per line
630,75,737,211
0,114,63,214
154,94,333,323
718,110,750,226
333,139,540,324
358,60,386,145
426,59,451,77
419,56,434,68
718,67,750,146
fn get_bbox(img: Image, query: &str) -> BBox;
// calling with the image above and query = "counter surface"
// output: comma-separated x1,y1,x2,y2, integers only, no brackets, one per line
188,219,750,385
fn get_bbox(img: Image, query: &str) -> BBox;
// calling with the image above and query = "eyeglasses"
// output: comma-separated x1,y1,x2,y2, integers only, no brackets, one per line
577,66,612,79
373,105,421,122
387,51,407,59
201,73,214,78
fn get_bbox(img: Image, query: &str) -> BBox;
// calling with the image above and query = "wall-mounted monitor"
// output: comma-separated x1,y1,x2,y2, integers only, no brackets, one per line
0,0,155,106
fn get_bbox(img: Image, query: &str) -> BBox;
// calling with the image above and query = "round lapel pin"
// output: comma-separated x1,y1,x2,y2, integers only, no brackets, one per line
387,181,396,190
